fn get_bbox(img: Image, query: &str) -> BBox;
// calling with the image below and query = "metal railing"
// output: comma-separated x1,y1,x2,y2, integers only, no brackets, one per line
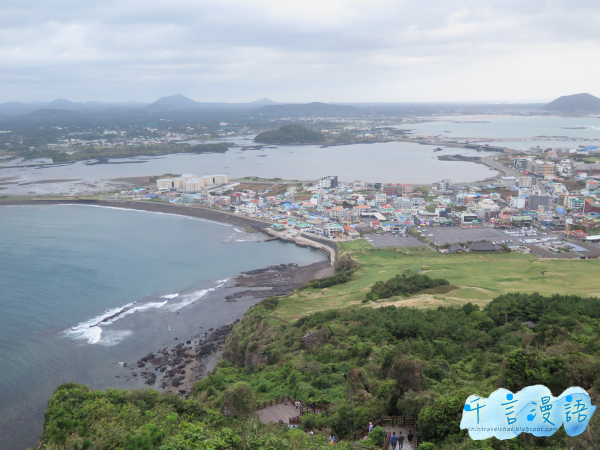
256,395,330,425
255,394,293,410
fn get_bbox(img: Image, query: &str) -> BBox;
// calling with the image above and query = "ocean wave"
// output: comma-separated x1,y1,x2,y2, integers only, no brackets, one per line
97,330,133,347
64,280,229,344
163,279,229,312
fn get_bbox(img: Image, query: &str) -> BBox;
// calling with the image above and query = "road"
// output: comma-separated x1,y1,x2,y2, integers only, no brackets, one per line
480,155,518,177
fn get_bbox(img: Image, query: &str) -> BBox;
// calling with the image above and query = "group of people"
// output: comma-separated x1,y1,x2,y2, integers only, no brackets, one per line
389,430,414,449
364,422,414,449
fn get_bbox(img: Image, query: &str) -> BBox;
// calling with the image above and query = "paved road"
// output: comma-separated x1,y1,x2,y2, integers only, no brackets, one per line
481,155,518,177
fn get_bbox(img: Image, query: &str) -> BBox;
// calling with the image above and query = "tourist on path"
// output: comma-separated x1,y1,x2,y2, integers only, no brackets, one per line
407,430,413,448
368,422,374,432
398,431,405,449
390,432,398,450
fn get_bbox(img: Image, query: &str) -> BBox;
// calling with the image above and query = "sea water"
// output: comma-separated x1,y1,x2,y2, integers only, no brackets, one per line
0,139,498,195
0,205,326,449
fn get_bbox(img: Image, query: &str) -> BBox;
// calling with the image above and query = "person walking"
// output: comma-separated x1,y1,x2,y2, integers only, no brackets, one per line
328,435,335,446
295,400,299,410
311,401,316,411
368,422,374,433
407,430,414,449
398,431,405,449
390,432,398,450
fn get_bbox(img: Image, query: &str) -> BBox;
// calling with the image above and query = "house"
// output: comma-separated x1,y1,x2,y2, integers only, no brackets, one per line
326,223,344,238
343,225,360,238
467,241,504,252
369,220,381,229
448,244,466,253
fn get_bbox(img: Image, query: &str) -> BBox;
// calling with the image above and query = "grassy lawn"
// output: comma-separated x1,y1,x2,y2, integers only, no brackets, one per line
274,241,600,321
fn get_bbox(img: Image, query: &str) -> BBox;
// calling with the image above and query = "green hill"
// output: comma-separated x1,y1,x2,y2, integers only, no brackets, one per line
36,244,600,449
254,124,325,144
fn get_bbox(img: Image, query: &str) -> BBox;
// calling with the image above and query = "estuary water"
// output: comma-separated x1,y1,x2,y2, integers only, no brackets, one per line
0,205,326,449
398,115,600,139
0,139,498,195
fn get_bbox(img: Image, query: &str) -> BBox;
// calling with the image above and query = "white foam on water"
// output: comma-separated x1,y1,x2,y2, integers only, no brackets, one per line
161,293,179,299
97,330,133,347
234,228,243,232
163,279,230,312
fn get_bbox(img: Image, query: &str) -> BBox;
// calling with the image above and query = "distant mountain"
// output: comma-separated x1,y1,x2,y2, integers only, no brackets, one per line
150,94,199,109
0,102,46,114
258,102,357,117
542,93,600,112
44,98,81,109
250,98,279,106
149,95,279,110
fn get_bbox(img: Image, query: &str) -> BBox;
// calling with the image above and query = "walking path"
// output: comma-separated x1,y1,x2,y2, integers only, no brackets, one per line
382,425,415,450
256,402,299,424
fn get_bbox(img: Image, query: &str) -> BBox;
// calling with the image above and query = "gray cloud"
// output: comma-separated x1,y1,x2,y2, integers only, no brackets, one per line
1,0,599,102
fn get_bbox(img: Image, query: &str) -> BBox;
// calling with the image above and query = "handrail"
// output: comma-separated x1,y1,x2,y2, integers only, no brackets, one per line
255,394,293,410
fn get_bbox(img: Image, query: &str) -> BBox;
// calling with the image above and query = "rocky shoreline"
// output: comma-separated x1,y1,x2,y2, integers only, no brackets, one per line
123,260,332,398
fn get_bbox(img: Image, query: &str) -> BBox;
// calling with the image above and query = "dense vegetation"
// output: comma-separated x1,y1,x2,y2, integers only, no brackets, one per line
300,256,358,290
195,292,600,449
254,124,325,144
40,291,600,449
364,273,450,301
183,142,230,154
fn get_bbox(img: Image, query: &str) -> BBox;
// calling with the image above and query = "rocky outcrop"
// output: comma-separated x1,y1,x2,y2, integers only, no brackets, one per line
244,352,269,369
302,327,329,348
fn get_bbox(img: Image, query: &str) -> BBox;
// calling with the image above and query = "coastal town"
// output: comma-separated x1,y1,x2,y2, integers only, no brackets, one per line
95,144,600,260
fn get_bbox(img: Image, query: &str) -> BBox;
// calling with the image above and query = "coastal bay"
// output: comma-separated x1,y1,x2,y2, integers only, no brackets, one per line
0,204,328,450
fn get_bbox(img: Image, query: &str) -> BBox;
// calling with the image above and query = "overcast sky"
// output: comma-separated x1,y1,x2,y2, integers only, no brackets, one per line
2,0,599,103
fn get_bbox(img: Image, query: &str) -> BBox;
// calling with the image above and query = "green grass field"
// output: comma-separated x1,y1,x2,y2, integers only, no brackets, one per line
275,240,600,321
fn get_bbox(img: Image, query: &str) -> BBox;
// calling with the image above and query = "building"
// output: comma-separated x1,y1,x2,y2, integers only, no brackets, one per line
382,183,403,196
549,216,567,231
467,241,504,252
586,180,599,191
517,177,533,188
510,197,526,209
319,176,338,189
183,178,204,192
436,179,453,193
501,177,517,187
511,215,533,227
157,178,175,190
461,213,478,225
526,161,556,177
180,193,196,204
529,195,552,211
200,174,228,186
567,197,585,211
375,193,387,204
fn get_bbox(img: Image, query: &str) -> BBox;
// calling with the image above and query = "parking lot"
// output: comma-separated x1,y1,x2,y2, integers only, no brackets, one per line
420,227,521,246
365,234,427,248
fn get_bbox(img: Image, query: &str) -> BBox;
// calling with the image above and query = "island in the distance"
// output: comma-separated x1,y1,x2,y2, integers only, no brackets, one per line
254,124,326,144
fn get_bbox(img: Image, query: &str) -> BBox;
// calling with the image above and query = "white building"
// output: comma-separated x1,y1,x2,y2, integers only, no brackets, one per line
436,179,453,192
510,197,526,209
501,177,517,187
319,176,338,189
